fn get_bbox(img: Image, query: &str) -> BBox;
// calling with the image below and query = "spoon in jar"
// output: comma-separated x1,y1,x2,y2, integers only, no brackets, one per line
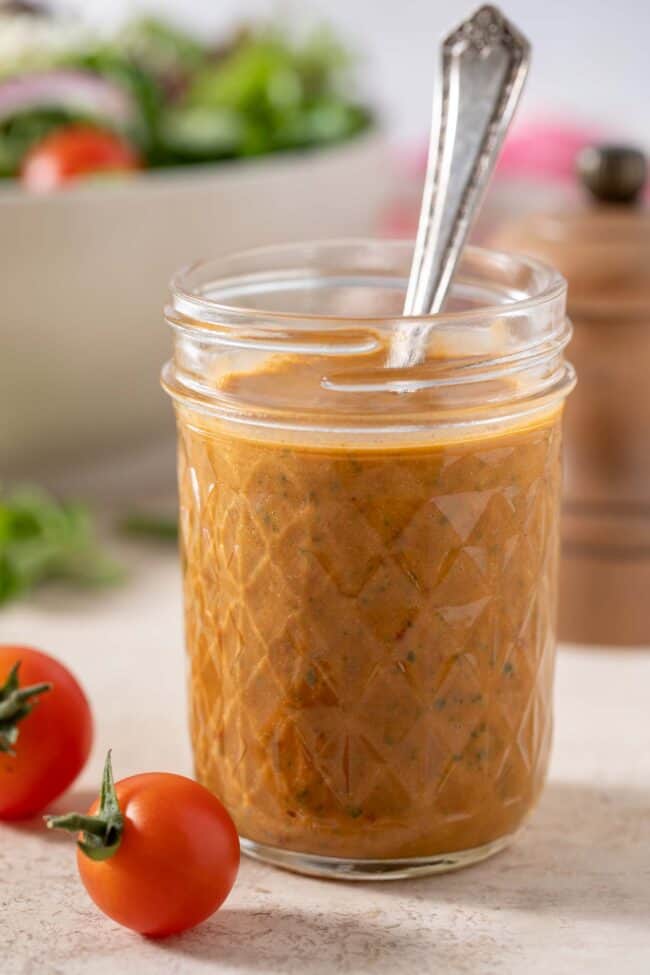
389,5,531,369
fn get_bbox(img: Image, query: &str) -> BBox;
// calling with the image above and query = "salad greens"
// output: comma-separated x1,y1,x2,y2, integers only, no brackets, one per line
0,106,70,175
0,11,372,178
0,487,122,605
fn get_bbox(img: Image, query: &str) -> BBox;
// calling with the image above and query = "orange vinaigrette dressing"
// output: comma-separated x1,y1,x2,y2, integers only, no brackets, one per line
176,351,562,860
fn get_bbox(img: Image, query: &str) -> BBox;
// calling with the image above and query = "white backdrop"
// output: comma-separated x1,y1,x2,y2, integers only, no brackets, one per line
55,0,650,145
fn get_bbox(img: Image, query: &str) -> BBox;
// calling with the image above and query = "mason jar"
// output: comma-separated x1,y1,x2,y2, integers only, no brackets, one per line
162,240,574,879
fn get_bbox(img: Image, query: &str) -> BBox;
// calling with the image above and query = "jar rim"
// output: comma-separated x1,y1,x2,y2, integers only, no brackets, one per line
164,238,574,442
169,238,567,330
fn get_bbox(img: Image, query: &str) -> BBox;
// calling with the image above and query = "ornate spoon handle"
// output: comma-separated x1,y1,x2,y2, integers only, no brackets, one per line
390,5,530,368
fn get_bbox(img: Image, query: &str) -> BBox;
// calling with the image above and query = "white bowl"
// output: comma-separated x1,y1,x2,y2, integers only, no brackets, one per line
2,131,391,476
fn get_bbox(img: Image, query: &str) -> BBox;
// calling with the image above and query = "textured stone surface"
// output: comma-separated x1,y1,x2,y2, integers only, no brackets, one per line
2,545,649,974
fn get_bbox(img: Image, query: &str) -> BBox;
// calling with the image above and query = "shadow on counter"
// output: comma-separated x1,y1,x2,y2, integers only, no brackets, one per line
157,780,649,971
368,780,650,922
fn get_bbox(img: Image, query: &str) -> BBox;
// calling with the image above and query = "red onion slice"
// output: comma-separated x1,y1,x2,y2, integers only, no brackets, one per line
0,69,138,128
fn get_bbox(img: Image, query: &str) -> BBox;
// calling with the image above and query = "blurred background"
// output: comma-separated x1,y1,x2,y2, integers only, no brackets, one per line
1,0,649,642
67,0,650,141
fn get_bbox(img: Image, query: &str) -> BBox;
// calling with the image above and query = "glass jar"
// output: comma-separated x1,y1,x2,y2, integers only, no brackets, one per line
162,240,574,879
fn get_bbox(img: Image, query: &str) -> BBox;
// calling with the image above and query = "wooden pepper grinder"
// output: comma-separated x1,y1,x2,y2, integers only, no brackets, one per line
492,145,650,645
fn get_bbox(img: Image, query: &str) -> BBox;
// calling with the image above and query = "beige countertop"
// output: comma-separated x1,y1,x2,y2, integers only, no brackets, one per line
2,537,649,975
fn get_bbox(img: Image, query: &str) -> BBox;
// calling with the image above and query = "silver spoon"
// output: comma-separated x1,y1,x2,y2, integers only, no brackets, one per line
389,5,530,368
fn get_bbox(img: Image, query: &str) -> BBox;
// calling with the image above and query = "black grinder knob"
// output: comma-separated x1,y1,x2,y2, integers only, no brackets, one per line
578,144,647,205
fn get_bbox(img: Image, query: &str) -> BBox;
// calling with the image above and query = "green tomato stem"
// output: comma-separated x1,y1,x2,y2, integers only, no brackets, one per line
0,662,52,753
45,750,124,862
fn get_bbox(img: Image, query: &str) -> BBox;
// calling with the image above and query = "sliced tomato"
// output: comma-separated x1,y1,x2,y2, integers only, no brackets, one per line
20,124,140,191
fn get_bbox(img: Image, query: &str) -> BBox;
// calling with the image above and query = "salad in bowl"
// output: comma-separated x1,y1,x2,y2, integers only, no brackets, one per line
0,5,373,190
0,6,387,473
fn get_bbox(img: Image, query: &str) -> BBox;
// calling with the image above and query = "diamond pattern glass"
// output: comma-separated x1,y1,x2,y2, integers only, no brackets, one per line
178,412,562,861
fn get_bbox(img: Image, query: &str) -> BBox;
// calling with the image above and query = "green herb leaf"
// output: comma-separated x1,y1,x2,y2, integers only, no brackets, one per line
0,486,123,607
119,512,178,541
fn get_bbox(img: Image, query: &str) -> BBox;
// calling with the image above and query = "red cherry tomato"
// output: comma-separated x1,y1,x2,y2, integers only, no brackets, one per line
51,762,240,937
20,125,140,191
0,645,93,820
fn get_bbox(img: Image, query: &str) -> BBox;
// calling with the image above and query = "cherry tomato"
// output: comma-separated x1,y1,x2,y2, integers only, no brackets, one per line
20,125,140,191
49,755,240,937
0,645,93,820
